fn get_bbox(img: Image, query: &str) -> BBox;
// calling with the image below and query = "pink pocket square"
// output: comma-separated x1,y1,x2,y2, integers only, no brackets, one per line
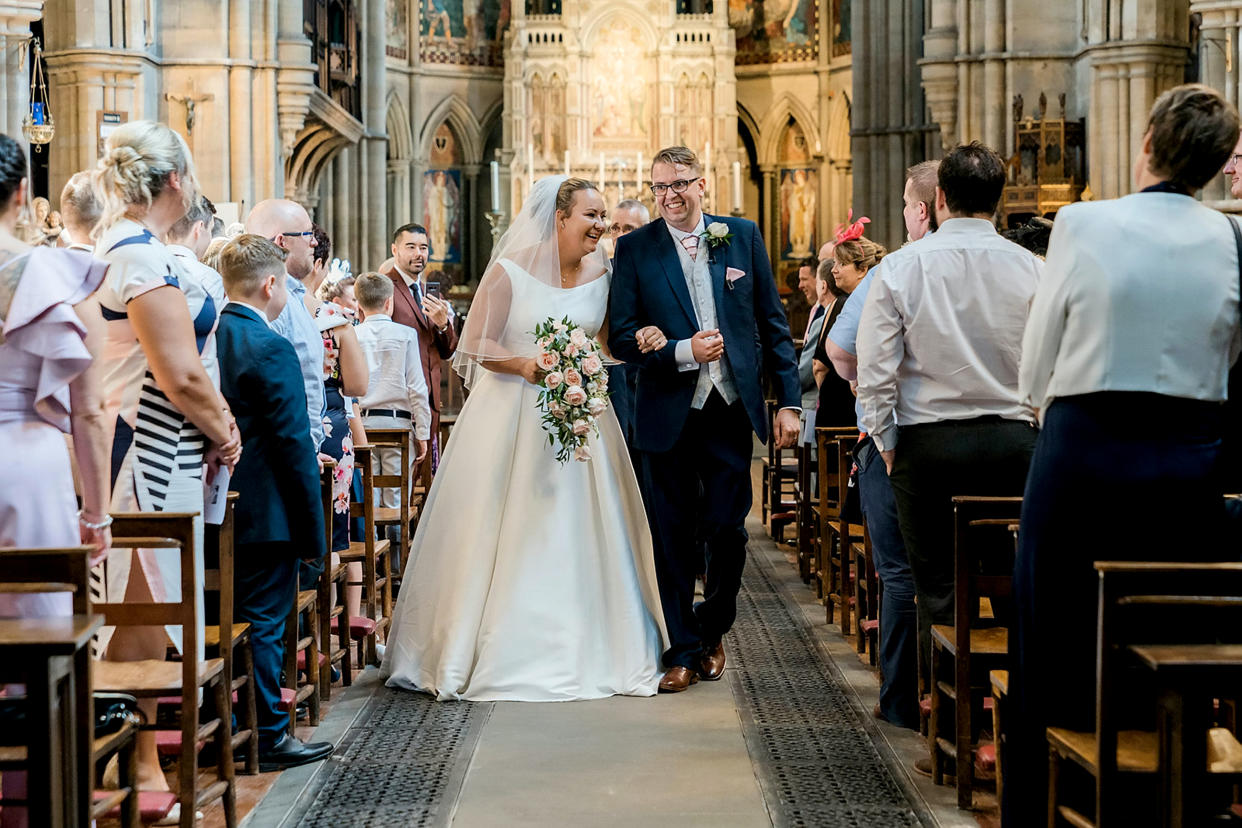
725,267,746,287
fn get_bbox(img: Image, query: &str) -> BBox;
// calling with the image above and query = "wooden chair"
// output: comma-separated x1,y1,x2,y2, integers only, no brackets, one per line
96,514,237,828
987,669,1008,816
763,401,798,538
198,493,259,775
367,427,416,588
1047,561,1242,827
928,495,1022,809
794,437,817,583
0,546,141,828
342,445,392,666
283,474,324,728
319,460,352,694
818,427,863,630
853,521,879,662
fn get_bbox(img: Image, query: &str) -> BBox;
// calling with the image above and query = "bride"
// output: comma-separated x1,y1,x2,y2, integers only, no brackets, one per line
381,176,669,701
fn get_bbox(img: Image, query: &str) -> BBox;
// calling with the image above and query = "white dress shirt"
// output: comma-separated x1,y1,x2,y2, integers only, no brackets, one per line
856,217,1042,451
1020,193,1242,418
355,313,432,439
270,274,328,451
667,216,739,407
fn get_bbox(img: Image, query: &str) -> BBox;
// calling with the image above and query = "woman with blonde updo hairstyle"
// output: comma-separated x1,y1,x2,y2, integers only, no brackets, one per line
92,120,241,807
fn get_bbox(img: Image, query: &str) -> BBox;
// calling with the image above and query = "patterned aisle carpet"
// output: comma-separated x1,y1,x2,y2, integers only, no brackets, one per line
285,687,492,827
728,548,934,828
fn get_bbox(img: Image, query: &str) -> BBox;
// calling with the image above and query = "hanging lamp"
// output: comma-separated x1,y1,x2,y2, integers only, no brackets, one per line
21,38,54,152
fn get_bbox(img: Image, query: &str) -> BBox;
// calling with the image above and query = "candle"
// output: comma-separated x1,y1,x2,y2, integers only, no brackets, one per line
490,161,500,212
732,161,742,212
636,151,643,189
704,142,712,209
617,163,623,199
527,144,534,191
564,150,570,177
598,153,605,189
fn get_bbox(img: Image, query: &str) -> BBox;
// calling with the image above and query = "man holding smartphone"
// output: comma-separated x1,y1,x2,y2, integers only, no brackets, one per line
379,222,460,469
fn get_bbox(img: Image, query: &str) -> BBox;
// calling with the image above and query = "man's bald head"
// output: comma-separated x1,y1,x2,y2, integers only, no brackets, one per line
245,198,317,280
60,172,102,247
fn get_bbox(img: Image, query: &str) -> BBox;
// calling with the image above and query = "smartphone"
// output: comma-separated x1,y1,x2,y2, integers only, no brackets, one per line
425,281,441,300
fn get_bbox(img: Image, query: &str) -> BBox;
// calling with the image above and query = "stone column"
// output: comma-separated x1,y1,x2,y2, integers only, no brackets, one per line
362,0,388,270
0,3,42,139
228,0,254,208
761,166,778,270
1193,1,1239,203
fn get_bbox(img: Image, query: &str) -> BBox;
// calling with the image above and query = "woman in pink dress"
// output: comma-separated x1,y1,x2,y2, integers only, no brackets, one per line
0,135,111,826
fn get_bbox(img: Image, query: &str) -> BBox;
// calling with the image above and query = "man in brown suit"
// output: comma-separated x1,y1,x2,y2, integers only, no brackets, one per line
377,223,459,468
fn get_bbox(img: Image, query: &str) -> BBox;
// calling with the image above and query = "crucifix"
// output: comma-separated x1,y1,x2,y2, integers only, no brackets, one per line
165,92,214,136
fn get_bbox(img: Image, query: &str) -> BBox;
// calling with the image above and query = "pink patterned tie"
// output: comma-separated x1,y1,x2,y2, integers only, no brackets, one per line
680,235,699,261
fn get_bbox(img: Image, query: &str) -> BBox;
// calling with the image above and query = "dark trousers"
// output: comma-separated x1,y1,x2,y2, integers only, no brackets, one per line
855,437,919,729
641,392,754,669
234,546,298,750
1004,393,1228,826
888,417,1037,688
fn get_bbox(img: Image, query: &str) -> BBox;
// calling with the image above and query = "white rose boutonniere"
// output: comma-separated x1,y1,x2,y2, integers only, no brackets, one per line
701,221,734,252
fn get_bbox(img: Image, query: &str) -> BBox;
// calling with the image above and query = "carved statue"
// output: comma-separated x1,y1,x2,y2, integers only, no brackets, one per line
1013,93,1024,123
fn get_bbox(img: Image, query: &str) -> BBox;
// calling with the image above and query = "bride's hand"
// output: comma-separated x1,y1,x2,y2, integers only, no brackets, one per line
520,357,545,386
636,326,668,353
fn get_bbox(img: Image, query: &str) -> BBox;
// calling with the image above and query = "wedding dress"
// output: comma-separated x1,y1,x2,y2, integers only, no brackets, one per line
381,255,667,701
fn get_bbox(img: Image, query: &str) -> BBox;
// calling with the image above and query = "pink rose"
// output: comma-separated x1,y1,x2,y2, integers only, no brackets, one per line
564,367,583,387
548,401,567,419
536,350,559,371
564,385,587,406
572,418,591,436
597,371,609,389
574,444,592,462
565,344,579,358
587,397,607,416
582,354,603,376
569,328,589,348
545,371,564,389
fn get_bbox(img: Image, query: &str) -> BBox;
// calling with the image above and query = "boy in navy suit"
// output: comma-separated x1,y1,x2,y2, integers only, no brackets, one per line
215,235,334,770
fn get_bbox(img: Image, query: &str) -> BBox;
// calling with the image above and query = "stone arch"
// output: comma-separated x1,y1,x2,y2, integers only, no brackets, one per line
420,94,484,166
386,91,414,162
580,3,660,50
825,92,851,162
756,93,821,168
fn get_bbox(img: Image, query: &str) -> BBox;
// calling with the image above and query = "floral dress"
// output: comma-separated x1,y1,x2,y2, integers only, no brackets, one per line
316,302,354,552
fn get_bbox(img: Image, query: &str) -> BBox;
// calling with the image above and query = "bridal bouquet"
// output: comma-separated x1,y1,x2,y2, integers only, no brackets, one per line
532,317,610,463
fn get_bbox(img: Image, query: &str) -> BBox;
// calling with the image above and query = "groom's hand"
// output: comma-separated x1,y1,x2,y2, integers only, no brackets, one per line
773,408,800,449
690,329,724,363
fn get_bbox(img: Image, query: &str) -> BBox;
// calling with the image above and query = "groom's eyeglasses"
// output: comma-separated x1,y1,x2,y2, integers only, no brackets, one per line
649,177,701,197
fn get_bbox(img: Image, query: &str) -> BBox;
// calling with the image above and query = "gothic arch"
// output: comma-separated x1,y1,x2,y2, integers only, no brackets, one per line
420,94,483,166
825,92,851,162
580,3,660,50
756,93,821,168
386,91,414,162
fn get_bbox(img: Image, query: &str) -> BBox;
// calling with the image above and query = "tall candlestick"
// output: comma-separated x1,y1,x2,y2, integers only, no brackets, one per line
731,161,742,212
490,160,501,212
636,151,643,189
598,153,605,189
617,163,623,199
704,141,712,210
527,144,534,191
564,150,570,177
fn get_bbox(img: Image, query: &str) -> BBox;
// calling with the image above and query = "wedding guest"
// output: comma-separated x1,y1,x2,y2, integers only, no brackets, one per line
1007,84,1242,825
202,235,229,270
243,199,327,453
813,232,883,429
607,198,651,445
215,234,335,771
0,131,111,592
166,195,227,382
857,145,1041,747
379,223,459,468
797,256,827,415
93,120,240,799
354,272,431,519
318,275,358,319
823,159,936,732
59,171,102,251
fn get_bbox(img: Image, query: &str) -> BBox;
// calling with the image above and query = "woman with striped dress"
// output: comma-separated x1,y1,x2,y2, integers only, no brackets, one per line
93,121,241,802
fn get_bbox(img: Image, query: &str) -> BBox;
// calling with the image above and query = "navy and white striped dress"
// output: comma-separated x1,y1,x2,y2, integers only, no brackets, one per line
96,218,222,657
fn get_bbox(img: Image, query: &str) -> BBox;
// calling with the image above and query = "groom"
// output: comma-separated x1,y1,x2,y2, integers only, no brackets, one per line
610,146,801,692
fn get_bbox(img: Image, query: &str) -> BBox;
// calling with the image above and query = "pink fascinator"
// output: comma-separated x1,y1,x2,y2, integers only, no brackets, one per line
834,209,871,244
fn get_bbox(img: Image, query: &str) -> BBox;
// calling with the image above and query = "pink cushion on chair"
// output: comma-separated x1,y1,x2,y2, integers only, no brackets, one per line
154,730,205,757
93,790,177,822
276,687,297,712
976,743,997,772
330,615,378,639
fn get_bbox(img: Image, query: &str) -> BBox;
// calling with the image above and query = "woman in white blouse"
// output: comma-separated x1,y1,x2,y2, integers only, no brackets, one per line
1007,84,1242,825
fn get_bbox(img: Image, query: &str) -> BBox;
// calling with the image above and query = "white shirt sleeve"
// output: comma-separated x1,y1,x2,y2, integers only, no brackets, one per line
855,269,903,452
405,329,432,440
1018,218,1073,419
674,339,699,372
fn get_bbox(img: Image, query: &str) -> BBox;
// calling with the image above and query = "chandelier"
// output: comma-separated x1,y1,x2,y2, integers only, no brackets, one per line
21,38,54,152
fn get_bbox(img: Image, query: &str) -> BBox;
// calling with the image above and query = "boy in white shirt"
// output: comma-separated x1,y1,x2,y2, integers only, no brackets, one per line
354,272,432,511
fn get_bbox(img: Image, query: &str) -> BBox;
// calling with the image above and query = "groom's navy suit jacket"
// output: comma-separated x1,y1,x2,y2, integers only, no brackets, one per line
216,302,325,559
609,215,801,453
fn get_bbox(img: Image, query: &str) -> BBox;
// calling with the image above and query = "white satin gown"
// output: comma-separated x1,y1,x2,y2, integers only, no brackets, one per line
381,259,667,701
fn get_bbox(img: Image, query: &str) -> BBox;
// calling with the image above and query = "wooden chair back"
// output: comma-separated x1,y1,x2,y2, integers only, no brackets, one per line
365,427,413,577
0,546,92,614
952,496,1023,643
1092,561,1242,823
347,446,391,663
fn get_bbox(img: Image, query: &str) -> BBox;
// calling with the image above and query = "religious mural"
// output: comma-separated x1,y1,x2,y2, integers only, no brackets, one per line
530,74,567,162
832,0,851,57
420,0,511,66
730,0,817,65
779,168,817,260
386,0,408,60
589,18,652,147
423,170,463,263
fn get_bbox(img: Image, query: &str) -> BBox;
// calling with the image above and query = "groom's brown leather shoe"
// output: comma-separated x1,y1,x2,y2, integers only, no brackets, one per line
658,666,699,693
699,640,726,681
